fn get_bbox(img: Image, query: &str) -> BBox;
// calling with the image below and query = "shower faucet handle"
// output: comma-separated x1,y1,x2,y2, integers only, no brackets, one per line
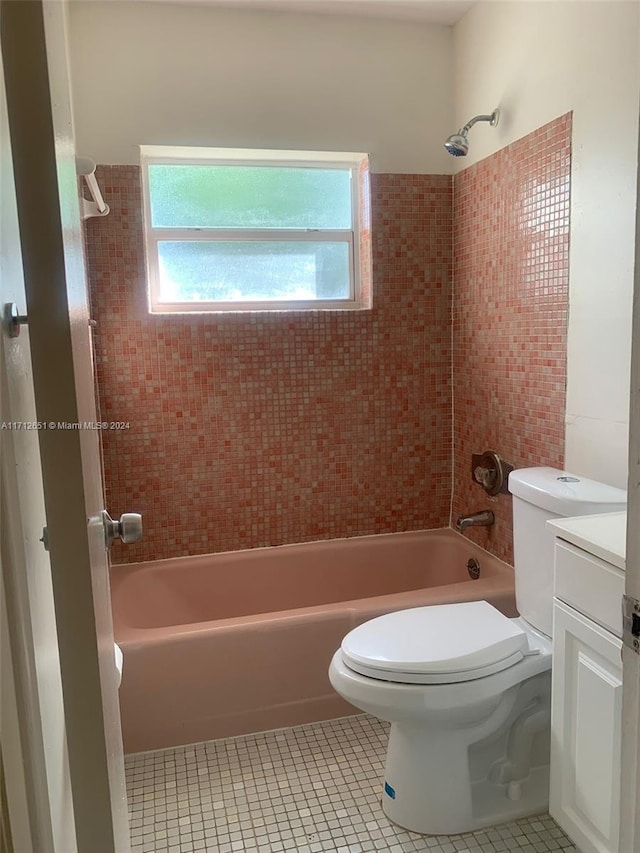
474,466,496,490
102,510,143,549
471,451,514,496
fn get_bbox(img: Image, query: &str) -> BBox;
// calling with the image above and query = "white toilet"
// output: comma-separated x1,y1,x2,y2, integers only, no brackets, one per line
329,467,626,835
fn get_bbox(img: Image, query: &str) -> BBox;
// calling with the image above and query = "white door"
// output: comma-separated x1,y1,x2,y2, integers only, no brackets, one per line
0,14,76,852
1,2,130,851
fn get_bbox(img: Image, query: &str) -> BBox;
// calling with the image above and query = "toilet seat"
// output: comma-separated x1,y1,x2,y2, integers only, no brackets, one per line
341,601,534,685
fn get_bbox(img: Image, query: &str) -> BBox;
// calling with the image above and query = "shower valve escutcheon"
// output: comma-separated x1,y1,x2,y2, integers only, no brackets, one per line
471,451,514,496
102,510,143,549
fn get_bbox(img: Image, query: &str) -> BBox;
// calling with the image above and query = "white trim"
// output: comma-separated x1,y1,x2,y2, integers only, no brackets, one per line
140,154,155,315
140,144,367,166
140,146,368,314
150,298,364,314
148,228,354,241
350,160,362,306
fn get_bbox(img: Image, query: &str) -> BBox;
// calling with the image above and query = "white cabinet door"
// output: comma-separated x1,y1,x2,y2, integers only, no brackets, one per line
551,598,623,853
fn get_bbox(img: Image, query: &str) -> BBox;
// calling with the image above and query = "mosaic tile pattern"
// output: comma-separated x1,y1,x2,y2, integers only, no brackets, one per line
452,114,571,565
86,170,453,562
126,714,577,853
86,118,569,566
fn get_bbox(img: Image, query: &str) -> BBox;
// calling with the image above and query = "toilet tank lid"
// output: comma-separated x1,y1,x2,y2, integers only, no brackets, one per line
508,467,626,516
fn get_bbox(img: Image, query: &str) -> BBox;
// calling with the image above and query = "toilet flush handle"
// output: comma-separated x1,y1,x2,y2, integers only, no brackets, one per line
102,510,143,549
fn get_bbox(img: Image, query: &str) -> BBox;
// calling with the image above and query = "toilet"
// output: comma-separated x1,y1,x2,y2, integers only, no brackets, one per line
328,467,626,835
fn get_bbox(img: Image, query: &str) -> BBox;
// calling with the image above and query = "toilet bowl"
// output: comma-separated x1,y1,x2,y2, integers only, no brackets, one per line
329,467,626,835
329,602,552,835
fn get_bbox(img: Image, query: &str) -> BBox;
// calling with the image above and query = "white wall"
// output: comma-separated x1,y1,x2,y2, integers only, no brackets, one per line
67,0,454,173
454,1,640,490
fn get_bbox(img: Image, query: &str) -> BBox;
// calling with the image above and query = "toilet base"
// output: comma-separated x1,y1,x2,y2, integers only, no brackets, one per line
383,763,549,835
381,709,550,836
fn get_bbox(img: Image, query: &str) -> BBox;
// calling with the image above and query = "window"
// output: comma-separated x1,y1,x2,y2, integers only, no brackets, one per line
141,146,371,313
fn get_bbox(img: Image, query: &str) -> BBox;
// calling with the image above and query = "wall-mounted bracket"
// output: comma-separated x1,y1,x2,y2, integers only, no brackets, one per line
77,156,110,221
471,450,514,496
4,302,28,338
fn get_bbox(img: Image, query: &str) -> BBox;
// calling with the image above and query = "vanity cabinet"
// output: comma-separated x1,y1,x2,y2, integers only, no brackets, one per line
550,538,624,853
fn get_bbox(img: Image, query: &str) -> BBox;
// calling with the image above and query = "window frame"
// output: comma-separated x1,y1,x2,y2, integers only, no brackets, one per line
140,146,368,313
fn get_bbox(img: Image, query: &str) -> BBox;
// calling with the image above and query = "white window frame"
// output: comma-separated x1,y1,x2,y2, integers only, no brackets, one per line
140,146,368,313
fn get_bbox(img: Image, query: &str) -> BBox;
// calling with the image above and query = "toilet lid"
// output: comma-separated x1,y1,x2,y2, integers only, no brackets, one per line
341,601,529,685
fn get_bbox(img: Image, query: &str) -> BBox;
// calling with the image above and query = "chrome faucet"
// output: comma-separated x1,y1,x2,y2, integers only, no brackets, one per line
455,510,495,532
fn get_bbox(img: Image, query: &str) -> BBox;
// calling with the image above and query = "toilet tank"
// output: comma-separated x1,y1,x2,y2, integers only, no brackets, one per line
508,467,626,638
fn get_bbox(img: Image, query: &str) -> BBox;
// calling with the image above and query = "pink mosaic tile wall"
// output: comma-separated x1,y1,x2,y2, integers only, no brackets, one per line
86,169,453,563
451,114,571,564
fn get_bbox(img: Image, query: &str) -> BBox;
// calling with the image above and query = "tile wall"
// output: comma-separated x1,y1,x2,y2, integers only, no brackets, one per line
86,114,570,567
86,171,453,562
451,114,571,563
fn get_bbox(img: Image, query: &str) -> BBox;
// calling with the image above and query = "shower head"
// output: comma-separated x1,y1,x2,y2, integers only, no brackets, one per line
444,132,469,157
444,109,500,157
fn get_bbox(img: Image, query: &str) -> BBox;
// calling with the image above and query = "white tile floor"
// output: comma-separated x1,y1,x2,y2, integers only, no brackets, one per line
126,715,577,853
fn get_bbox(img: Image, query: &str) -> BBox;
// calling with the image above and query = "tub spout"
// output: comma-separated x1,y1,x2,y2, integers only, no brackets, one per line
456,510,495,532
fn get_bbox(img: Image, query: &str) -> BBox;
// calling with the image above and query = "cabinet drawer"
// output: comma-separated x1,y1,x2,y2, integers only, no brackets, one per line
554,540,624,637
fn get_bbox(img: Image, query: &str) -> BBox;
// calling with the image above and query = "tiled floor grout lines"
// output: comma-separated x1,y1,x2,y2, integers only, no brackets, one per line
126,714,576,853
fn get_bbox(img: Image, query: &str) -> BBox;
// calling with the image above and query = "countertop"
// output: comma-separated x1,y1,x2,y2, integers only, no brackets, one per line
547,511,627,571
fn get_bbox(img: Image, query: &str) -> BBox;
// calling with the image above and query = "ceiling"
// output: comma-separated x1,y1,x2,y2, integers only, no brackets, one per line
151,0,476,26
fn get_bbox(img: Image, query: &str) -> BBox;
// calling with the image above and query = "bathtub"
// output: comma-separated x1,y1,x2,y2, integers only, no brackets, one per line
111,529,516,753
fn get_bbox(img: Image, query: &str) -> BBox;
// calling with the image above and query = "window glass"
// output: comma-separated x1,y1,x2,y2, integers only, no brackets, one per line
157,241,351,303
148,164,352,230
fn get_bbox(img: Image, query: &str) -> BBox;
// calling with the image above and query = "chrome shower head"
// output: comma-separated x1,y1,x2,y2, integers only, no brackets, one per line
444,132,469,157
444,109,500,157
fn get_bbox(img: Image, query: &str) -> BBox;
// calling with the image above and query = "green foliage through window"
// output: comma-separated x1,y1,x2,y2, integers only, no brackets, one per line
148,165,352,230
